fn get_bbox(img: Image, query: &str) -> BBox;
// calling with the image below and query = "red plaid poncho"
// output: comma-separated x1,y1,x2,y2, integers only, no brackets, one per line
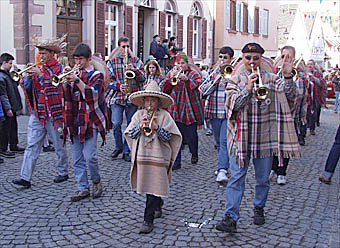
64,66,107,145
309,70,326,106
21,59,64,128
163,68,204,127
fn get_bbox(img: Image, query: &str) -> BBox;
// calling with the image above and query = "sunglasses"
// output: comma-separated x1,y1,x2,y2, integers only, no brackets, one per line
122,45,130,48
219,55,229,59
245,55,260,61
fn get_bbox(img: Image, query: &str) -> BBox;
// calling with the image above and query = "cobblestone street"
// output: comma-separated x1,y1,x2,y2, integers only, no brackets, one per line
0,107,339,248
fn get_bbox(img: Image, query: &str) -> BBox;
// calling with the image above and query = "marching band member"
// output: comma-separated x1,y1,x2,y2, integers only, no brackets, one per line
125,80,182,234
216,43,301,233
12,35,69,189
306,59,326,135
144,59,165,89
198,46,234,183
162,53,204,170
106,37,145,162
63,43,107,202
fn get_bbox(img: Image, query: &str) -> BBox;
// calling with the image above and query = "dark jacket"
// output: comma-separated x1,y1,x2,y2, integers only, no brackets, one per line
332,75,340,92
0,69,23,113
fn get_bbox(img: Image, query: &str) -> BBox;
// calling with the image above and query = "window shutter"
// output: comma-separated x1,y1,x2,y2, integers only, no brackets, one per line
226,0,230,29
202,18,207,59
240,3,244,32
236,2,240,31
95,0,106,57
187,16,193,57
177,15,184,48
159,11,166,41
124,4,133,50
259,9,262,35
264,10,268,35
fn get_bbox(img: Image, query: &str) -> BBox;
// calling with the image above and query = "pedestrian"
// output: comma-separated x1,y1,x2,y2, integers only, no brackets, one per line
216,43,301,233
0,100,4,164
198,46,234,184
162,53,204,170
125,80,182,234
106,36,146,162
149,35,167,69
161,39,171,73
168,37,183,68
332,70,340,113
144,59,165,89
319,124,340,184
0,53,25,159
63,43,106,202
12,34,69,189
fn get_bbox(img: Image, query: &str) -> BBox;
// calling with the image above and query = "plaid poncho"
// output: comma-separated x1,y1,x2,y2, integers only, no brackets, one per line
309,70,326,107
21,59,64,128
164,68,204,127
225,70,301,167
64,65,107,145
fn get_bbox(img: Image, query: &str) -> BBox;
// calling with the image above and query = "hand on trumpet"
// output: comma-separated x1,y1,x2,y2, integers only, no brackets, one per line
140,112,158,130
126,64,134,70
26,64,42,77
247,65,258,93
281,53,294,77
63,66,78,84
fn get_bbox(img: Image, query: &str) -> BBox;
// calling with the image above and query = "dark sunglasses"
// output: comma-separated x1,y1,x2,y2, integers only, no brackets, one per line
122,45,130,48
219,55,229,59
245,55,260,61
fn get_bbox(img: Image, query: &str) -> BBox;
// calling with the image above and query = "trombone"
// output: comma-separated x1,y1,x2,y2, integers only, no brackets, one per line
251,64,269,101
142,106,157,137
11,62,41,82
170,67,182,86
50,65,80,87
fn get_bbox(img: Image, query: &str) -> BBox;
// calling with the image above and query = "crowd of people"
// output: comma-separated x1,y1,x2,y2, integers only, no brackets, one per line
0,33,339,235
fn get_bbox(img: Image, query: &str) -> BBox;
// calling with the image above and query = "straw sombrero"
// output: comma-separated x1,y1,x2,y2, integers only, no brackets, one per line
129,80,173,108
32,34,67,54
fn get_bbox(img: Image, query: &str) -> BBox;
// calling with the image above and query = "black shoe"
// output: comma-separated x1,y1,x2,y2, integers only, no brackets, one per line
298,138,305,146
154,210,162,219
10,145,25,153
253,207,265,225
0,151,15,158
12,178,31,189
0,157,3,163
316,122,320,127
139,221,153,234
111,149,122,159
123,153,131,162
172,163,181,171
43,145,55,152
216,215,237,233
191,155,198,164
54,175,69,183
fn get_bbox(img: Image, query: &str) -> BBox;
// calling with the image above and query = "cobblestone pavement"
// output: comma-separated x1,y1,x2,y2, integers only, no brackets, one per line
0,107,339,248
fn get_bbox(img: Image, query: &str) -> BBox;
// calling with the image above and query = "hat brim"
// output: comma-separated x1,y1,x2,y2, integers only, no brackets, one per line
36,46,60,54
129,91,174,108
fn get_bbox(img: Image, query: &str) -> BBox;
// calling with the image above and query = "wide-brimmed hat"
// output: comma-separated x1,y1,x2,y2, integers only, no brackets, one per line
129,80,173,108
32,34,67,54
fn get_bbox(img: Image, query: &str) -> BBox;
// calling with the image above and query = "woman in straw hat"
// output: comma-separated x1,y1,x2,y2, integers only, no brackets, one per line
144,59,165,89
124,80,182,234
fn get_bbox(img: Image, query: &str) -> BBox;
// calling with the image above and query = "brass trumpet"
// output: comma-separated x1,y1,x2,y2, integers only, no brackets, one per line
292,56,303,81
251,64,269,101
142,106,157,137
50,65,80,86
11,62,41,82
170,67,183,86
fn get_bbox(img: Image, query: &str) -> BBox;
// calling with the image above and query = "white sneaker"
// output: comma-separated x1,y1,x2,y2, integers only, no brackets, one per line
216,169,228,183
277,175,287,185
269,170,276,181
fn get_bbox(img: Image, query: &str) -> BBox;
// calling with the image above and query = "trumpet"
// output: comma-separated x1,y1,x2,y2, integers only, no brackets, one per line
11,62,41,82
50,65,80,86
170,67,182,86
251,64,269,101
142,106,157,137
292,56,303,81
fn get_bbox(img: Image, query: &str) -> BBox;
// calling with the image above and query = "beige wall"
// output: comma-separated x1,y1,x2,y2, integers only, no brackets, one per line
0,0,15,57
214,0,279,62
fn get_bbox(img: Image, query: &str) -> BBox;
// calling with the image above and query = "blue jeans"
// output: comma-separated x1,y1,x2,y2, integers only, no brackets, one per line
211,118,229,171
174,122,198,165
334,91,340,112
111,103,138,154
323,124,340,179
225,155,272,221
20,114,68,182
70,129,101,191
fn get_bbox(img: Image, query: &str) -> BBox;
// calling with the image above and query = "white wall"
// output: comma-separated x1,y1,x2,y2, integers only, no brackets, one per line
0,0,15,56
32,0,56,37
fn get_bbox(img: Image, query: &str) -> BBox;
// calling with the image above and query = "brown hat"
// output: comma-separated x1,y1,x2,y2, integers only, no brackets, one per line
32,34,67,54
129,80,173,108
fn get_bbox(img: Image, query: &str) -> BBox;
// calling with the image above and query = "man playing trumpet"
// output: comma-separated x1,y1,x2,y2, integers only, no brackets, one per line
12,35,69,189
198,46,234,184
216,43,301,233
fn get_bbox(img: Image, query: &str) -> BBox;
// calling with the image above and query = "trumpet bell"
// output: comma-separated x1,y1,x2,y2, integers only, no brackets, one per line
221,64,233,78
255,87,270,101
142,126,153,137
10,71,21,82
170,77,178,86
125,70,135,79
51,75,61,86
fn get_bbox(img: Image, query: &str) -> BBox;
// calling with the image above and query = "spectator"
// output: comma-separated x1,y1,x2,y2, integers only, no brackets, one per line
149,35,167,68
333,70,340,113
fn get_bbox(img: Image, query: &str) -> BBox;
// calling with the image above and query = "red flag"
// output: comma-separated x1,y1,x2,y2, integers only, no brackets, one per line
304,14,307,18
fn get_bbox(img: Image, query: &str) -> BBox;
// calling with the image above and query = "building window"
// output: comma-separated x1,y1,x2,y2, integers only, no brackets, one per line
166,14,173,38
190,3,200,17
254,7,259,34
262,9,269,36
105,4,119,59
193,19,199,57
139,0,151,7
56,0,81,17
225,0,230,29
230,0,236,31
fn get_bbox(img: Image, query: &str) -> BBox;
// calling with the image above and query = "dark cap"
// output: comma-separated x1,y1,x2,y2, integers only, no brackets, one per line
241,43,265,54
